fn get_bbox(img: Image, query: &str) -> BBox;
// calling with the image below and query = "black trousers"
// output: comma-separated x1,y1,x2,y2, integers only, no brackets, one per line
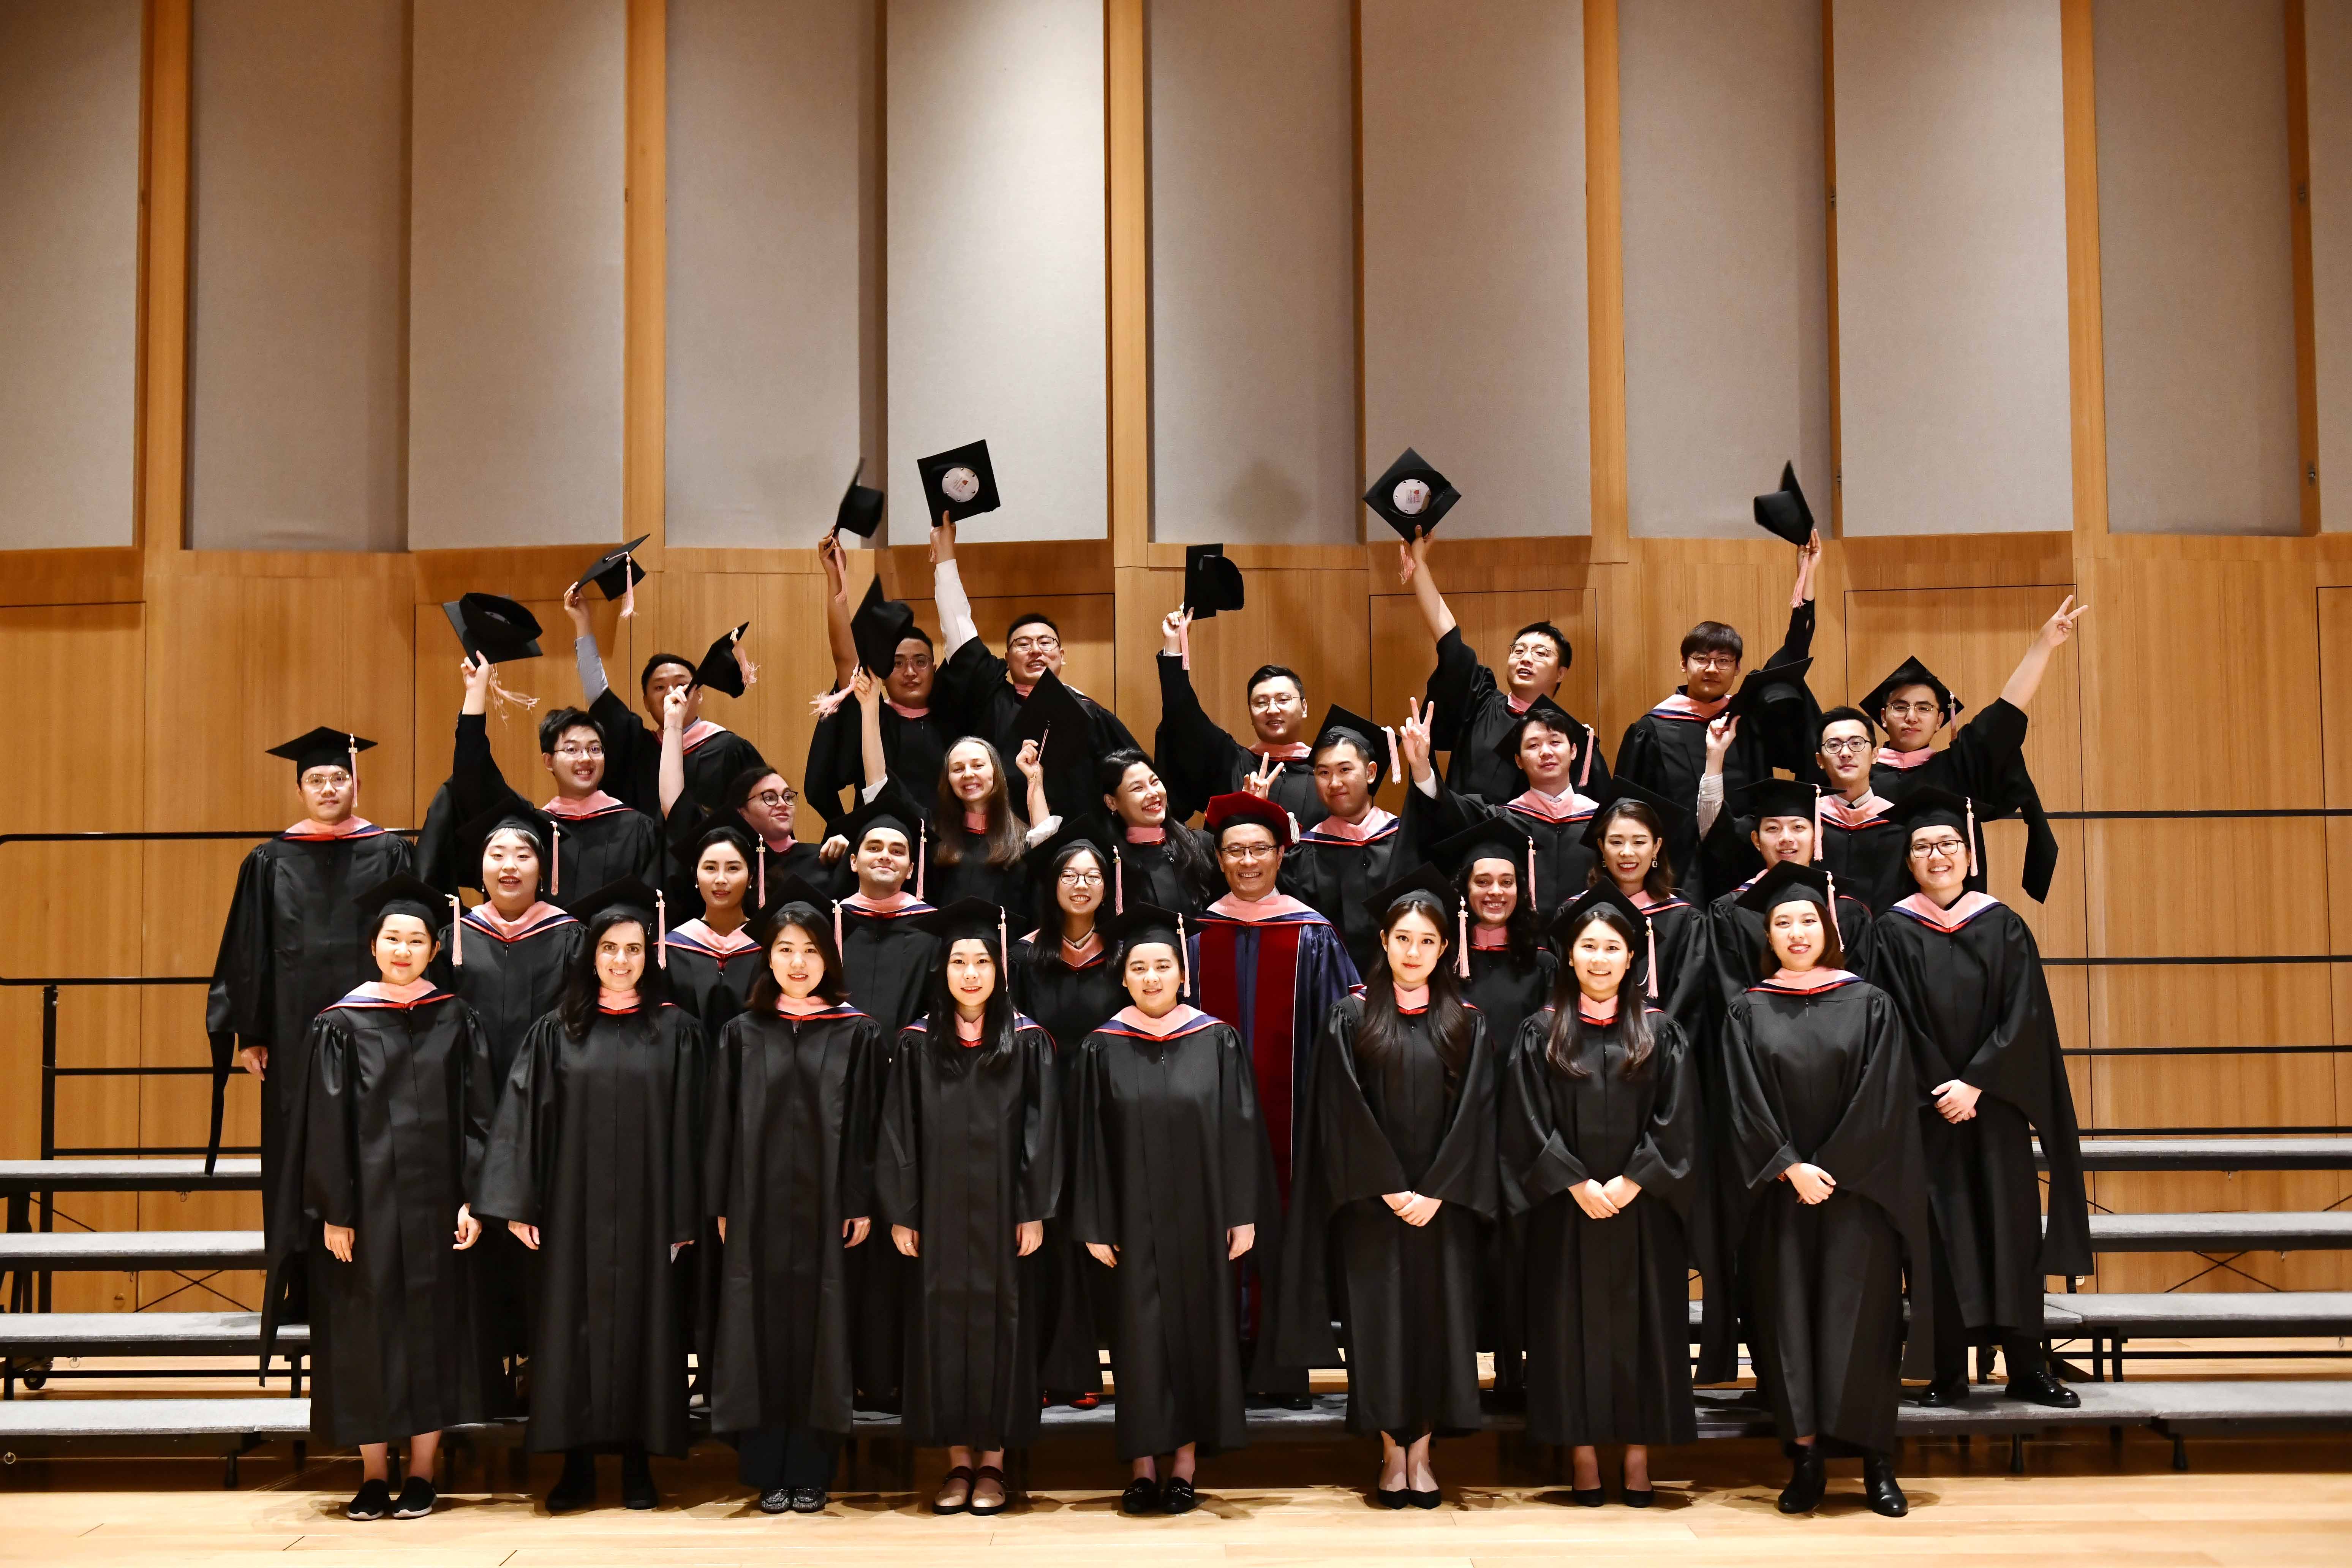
738,1426,839,1490
1928,1230,2045,1384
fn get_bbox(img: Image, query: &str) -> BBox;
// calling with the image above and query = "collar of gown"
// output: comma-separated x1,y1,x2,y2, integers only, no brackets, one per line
1649,690,1729,720
1112,1003,1205,1036
349,977,439,1006
1763,967,1858,991
1509,786,1597,822
283,814,374,839
544,790,626,818
669,917,757,955
468,900,567,938
1875,744,1938,771
1895,889,2000,930
1311,806,1395,842
1208,890,1316,922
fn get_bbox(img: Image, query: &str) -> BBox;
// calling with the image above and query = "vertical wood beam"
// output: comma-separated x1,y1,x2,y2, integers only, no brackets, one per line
2287,0,2322,535
1821,0,1842,536
1106,0,1149,568
137,0,191,555
625,0,666,558
2060,0,2110,547
1584,0,1627,561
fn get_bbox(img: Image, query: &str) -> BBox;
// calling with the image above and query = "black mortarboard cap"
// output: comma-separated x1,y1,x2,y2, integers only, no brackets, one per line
833,793,921,855
1108,899,1187,952
1724,656,1815,725
1013,668,1091,777
458,802,556,893
352,873,449,927
1584,776,1692,850
1731,776,1821,824
915,895,1008,945
1734,858,1834,916
1857,656,1962,723
751,874,839,943
566,876,665,926
916,439,1000,524
1363,447,1460,540
1892,785,1973,839
1031,815,1111,871
834,460,886,539
1429,814,1535,879
1752,461,1816,547
1360,862,1458,925
573,535,650,600
441,592,544,664
268,726,375,776
1549,881,1649,944
1492,696,1581,763
1182,544,1246,618
693,623,754,698
850,579,920,678
1311,703,1392,778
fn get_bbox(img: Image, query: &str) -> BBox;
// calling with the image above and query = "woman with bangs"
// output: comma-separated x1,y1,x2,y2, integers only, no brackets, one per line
1582,786,1710,1037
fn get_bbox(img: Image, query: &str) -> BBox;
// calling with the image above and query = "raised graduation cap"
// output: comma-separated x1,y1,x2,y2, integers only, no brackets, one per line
1182,544,1245,618
916,439,1000,524
692,622,755,697
1582,775,1692,850
1429,813,1535,878
1730,776,1821,824
1732,857,1835,915
834,460,887,539
268,726,376,776
566,875,665,925
1363,447,1460,540
441,592,544,664
1491,695,1581,762
850,579,920,677
1311,702,1394,778
1857,655,1963,723
352,873,450,927
574,535,650,600
1012,667,1091,777
1751,461,1816,547
1723,655,1815,725
457,802,558,892
1359,862,1459,926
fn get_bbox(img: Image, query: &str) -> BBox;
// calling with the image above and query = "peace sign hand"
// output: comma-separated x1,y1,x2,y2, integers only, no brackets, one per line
1397,699,1436,784
2040,595,2090,649
1243,751,1278,799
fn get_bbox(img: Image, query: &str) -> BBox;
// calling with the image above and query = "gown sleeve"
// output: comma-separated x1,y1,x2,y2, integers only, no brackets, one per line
1720,996,1800,1192
935,637,1008,745
256,1009,331,1372
1219,1024,1273,1232
1068,1037,1118,1248
204,848,274,1167
1307,1004,1412,1208
457,1005,496,1199
1154,653,1246,820
1619,1017,1700,1224
1015,1025,1063,1225
702,1014,744,1223
1422,627,1488,753
474,1015,562,1223
802,697,856,826
302,1015,360,1230
1414,1013,1499,1217
874,1027,926,1230
669,1011,708,1246
838,1015,885,1223
1500,1011,1589,1213
450,711,529,824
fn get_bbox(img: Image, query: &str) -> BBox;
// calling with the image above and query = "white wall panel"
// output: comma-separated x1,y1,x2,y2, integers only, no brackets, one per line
2313,0,2352,531
666,0,879,548
1622,0,1830,538
1361,0,1588,539
0,0,141,550
885,0,1105,543
2096,0,2298,535
1149,0,1356,545
189,0,409,553
408,0,625,550
1832,0,2072,534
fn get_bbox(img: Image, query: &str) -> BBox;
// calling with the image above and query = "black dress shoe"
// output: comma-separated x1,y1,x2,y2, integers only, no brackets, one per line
620,1450,659,1511
1915,1375,1972,1407
391,1477,436,1519
346,1478,393,1521
1373,1484,1409,1510
1863,1454,1908,1517
791,1486,828,1514
2006,1369,2081,1408
1777,1449,1827,1514
1407,1487,1441,1510
546,1452,598,1514
1619,1465,1654,1508
1567,1486,1604,1508
1160,1476,1198,1514
1121,1476,1161,1514
759,1487,793,1515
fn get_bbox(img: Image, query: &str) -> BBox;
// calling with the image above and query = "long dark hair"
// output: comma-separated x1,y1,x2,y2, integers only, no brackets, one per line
933,737,1026,869
922,930,1019,1065
745,903,849,1010
1353,891,1476,1084
1584,799,1677,901
1543,904,1655,1079
1030,839,1108,961
558,906,672,1039
1452,854,1541,968
1097,748,1217,901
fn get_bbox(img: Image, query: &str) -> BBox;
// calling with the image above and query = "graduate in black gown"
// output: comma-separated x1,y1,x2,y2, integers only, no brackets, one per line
1701,778,1879,1012
1405,697,1603,915
208,727,416,1202
563,577,769,817
475,879,708,1513
924,733,1057,908
876,898,1062,1517
1011,829,1124,1407
431,807,581,1387
1807,707,1905,914
1864,789,2090,1408
1098,748,1219,916
1279,707,1436,975
1504,888,1702,1506
1072,903,1278,1516
1152,607,1322,828
1276,884,1497,1509
704,898,885,1514
265,875,495,1522
656,715,830,915
1721,861,1931,1519
803,539,950,827
660,825,763,1032
1581,788,1709,1040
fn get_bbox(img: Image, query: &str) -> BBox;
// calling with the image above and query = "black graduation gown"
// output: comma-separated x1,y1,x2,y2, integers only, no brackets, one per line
1153,653,1324,828
1462,944,1554,1375
1280,796,1442,978
1105,825,1217,918
1071,1013,1278,1459
593,690,768,818
1869,698,2057,902
1638,894,1711,1043
1426,782,1601,920
661,927,763,1035
925,841,1033,912
703,1004,884,1437
1502,1008,1701,1447
935,639,1143,821
1424,626,1613,806
1010,938,1127,1394
1865,898,2091,1338
206,824,417,1197
1816,798,1909,916
447,712,666,909
1702,880,1880,1015
804,689,952,828
874,1018,1062,1449
1276,995,1497,1439
1723,977,1933,1454
659,795,828,917
474,1003,707,1454
261,991,497,1447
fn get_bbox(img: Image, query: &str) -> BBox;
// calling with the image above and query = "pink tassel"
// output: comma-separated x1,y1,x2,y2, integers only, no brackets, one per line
1645,916,1658,999
1578,723,1595,788
915,834,926,901
550,827,561,898
1527,839,1538,913
1382,727,1400,784
1813,785,1822,848
1113,845,1125,914
657,890,669,968
1965,796,1979,877
809,685,854,719
620,572,636,620
999,906,1008,967
1178,914,1189,1000
757,850,766,912
1825,871,1841,945
833,898,843,950
348,735,360,805
449,894,464,967
1456,901,1470,979
1286,809,1301,845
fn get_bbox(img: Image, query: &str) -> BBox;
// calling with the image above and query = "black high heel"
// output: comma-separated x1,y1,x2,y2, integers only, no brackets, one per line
1619,1459,1654,1508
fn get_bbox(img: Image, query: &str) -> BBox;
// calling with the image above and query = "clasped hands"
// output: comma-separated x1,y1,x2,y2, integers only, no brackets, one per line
1570,1175,1644,1220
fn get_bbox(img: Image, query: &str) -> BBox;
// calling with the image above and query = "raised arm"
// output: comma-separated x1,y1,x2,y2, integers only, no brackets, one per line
1767,532,1822,665
854,667,888,790
657,685,689,817
1998,596,2090,713
930,518,979,657
819,534,858,689
1399,532,1455,643
564,585,611,706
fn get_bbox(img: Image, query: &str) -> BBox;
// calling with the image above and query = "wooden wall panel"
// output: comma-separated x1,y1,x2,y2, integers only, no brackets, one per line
1110,564,1372,759
2320,588,2352,1140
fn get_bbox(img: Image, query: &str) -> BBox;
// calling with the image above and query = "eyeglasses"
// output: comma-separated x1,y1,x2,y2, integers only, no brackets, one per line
1884,700,1943,719
1909,838,1968,859
751,789,795,808
1819,737,1873,754
553,743,604,759
1059,871,1103,888
1220,843,1280,861
1007,633,1061,654
1687,653,1739,671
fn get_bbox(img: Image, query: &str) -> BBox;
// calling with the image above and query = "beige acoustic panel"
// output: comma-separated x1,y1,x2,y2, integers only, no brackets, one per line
0,0,141,550
2314,0,2352,530
408,0,626,548
1620,0,1830,539
1148,0,1357,545
626,569,841,805
665,0,880,548
1360,0,1589,539
187,0,409,552
2095,0,2300,535
885,0,1106,544
1832,0,2072,534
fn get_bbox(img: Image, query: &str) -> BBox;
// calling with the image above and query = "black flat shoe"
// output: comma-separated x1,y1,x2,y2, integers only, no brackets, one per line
1777,1449,1826,1514
1373,1484,1409,1510
1567,1486,1604,1508
1160,1476,1198,1514
1863,1455,1908,1517
2006,1369,2080,1408
346,1478,393,1521
791,1486,828,1514
1120,1477,1160,1514
620,1451,659,1511
1914,1375,1972,1407
759,1487,793,1514
1407,1487,1441,1510
546,1452,598,1514
391,1477,436,1519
